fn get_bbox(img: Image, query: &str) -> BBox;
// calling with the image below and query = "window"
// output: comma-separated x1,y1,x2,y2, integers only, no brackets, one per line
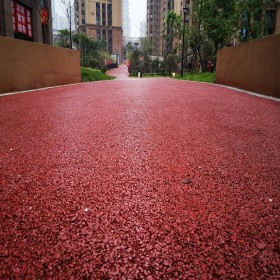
107,4,112,26
102,3,106,26
108,29,112,53
97,28,101,40
96,3,100,25
102,29,106,40
168,0,174,11
265,10,276,35
12,0,33,38
82,10,85,24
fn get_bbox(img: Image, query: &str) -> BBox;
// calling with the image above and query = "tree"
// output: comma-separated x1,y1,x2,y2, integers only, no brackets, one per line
56,29,71,48
165,54,178,75
200,39,215,71
162,11,182,56
73,33,109,68
128,49,141,74
60,0,75,48
198,0,238,53
187,27,205,71
238,0,273,42
139,37,153,73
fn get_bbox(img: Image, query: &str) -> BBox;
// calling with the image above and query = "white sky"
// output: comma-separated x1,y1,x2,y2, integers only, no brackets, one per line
53,0,146,38
129,0,146,37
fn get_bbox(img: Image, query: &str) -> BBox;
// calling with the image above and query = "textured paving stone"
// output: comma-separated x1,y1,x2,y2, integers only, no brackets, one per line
0,66,279,279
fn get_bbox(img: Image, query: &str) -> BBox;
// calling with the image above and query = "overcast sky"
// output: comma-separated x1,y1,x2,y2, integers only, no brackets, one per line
129,0,146,37
53,0,146,38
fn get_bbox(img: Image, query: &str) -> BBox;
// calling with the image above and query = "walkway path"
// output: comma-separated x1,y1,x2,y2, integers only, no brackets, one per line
0,67,279,279
108,64,131,80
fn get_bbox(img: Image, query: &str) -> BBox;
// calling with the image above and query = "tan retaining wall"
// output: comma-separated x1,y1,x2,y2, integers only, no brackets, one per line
0,36,81,93
216,34,280,98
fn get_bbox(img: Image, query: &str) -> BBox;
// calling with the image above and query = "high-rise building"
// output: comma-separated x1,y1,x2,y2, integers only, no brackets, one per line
0,0,53,44
146,0,190,56
122,0,130,44
146,0,160,55
75,0,122,61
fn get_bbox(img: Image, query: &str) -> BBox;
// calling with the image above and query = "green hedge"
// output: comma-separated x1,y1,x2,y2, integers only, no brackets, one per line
175,72,215,83
81,67,115,82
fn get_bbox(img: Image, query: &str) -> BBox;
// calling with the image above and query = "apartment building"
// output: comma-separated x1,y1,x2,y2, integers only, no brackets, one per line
0,0,53,44
146,0,160,55
146,0,192,56
75,0,122,62
264,0,280,35
147,0,280,56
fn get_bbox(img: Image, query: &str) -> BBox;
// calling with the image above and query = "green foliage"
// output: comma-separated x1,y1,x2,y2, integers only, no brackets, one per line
128,49,141,72
198,0,238,51
81,68,115,82
175,72,215,83
162,11,182,55
56,29,71,48
151,58,162,74
100,66,107,74
139,37,153,72
165,54,178,76
56,31,111,68
238,0,273,41
124,41,139,60
72,33,110,68
200,39,215,70
167,0,274,73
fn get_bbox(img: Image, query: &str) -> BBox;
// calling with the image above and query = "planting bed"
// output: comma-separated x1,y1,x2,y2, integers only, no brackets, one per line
0,67,279,279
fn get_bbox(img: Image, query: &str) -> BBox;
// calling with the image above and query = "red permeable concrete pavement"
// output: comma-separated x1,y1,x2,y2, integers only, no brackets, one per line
0,66,280,279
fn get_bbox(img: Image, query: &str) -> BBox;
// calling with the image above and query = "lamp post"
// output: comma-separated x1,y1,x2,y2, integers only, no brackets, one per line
181,4,189,77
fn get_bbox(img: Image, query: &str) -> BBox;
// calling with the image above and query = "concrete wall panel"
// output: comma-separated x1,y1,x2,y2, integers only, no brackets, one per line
216,34,280,98
0,36,81,93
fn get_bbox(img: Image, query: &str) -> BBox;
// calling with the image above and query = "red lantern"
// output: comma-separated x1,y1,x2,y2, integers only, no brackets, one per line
41,8,48,24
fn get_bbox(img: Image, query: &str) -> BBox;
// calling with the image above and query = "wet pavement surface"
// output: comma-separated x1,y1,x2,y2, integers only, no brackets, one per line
0,66,280,279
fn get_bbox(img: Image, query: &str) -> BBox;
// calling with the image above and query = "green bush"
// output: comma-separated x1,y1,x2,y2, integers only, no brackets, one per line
100,66,107,74
174,72,215,83
165,54,178,76
81,67,115,82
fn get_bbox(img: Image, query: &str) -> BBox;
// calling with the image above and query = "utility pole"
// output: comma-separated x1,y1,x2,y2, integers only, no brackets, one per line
181,4,189,77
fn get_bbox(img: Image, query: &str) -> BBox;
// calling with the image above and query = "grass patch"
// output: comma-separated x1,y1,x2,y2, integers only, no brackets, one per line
129,73,165,78
142,73,165,78
81,67,115,82
174,72,215,83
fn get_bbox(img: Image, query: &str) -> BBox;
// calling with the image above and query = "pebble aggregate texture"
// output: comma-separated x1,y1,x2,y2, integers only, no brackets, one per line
0,66,279,279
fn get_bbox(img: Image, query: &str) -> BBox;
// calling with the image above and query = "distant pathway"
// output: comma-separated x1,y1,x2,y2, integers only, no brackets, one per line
0,66,279,279
108,64,131,80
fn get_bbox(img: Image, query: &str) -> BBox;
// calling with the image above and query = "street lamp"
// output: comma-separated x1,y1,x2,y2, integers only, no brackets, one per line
181,3,189,77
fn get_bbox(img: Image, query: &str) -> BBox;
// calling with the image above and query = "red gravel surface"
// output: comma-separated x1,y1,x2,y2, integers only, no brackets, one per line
1,66,280,279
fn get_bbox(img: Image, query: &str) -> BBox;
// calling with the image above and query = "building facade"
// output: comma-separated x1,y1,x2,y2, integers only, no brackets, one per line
75,0,122,61
146,0,160,55
0,0,53,44
264,0,280,36
146,0,191,56
122,0,130,44
147,0,280,56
